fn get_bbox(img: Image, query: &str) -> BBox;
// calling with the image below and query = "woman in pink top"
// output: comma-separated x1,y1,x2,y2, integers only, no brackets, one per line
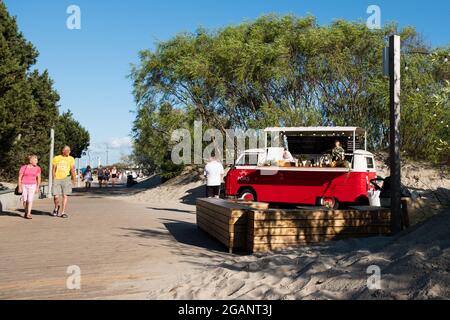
18,155,41,220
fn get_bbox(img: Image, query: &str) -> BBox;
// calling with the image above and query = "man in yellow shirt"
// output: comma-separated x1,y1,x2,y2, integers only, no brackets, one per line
52,146,76,218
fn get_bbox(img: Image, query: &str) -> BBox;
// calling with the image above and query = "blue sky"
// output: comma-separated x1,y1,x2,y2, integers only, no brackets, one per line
4,0,449,165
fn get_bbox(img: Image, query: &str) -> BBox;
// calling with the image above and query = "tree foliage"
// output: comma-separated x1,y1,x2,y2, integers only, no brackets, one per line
55,111,90,159
130,15,449,172
131,101,191,175
0,2,90,180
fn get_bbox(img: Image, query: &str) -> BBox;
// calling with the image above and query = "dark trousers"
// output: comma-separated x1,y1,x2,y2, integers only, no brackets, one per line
206,185,221,198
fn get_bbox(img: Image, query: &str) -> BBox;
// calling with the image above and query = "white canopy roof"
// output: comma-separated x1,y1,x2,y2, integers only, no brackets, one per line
264,127,366,135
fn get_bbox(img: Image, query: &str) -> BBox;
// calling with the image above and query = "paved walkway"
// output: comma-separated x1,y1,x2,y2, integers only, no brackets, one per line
0,186,227,300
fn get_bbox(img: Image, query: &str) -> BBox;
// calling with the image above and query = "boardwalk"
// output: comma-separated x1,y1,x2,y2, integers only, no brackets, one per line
0,186,227,300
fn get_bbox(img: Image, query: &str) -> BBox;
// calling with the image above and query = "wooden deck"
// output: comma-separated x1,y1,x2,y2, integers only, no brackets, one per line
0,188,222,300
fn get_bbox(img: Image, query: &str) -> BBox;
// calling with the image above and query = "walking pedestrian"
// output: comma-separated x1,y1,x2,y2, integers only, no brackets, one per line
51,146,76,218
104,167,111,187
17,155,41,220
111,166,118,187
97,166,104,188
83,166,93,189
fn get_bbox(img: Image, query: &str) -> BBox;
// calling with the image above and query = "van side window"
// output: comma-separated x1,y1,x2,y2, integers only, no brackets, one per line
366,157,374,169
237,154,259,166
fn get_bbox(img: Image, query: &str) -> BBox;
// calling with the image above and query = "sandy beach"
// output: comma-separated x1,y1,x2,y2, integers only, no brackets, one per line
148,208,450,300
124,159,450,300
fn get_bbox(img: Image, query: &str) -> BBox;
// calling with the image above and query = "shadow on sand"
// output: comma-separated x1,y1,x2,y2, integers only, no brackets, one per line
180,185,206,205
120,218,229,253
147,207,195,214
163,219,227,252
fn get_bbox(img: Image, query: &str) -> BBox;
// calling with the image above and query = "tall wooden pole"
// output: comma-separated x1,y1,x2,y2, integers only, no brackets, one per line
389,35,402,233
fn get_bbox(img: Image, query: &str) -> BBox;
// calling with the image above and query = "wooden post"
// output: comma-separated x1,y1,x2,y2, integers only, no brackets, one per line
401,198,410,229
389,35,402,234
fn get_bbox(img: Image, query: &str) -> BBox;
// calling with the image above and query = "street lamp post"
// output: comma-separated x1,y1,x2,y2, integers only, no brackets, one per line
106,144,109,167
86,150,91,167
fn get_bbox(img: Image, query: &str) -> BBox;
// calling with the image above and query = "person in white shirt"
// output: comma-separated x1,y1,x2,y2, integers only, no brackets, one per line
204,155,224,198
283,148,294,162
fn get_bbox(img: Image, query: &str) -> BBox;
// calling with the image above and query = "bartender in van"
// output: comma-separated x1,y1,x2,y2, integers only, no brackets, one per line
332,140,346,166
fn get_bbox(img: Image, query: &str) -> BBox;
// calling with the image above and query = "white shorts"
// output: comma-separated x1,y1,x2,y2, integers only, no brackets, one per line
21,184,37,203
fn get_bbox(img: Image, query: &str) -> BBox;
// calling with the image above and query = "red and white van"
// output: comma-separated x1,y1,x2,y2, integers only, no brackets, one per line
224,127,377,209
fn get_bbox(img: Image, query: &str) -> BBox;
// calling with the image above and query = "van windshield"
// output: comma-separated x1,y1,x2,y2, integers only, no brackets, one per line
236,153,261,166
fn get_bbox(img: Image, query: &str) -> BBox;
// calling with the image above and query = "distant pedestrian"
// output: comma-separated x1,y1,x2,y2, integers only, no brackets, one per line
18,155,41,220
204,155,224,198
111,166,118,187
52,146,76,218
104,168,111,187
97,166,104,188
83,166,93,189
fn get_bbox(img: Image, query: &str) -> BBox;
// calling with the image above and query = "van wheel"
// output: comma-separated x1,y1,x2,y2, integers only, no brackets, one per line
238,188,257,202
320,197,339,209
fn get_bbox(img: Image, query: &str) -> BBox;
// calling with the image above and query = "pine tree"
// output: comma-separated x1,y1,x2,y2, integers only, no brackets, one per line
0,2,90,180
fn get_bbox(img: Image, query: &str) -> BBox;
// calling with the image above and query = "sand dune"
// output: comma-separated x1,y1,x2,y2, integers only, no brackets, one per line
150,209,450,300
125,158,450,300
375,152,450,191
2,155,448,300
129,167,205,205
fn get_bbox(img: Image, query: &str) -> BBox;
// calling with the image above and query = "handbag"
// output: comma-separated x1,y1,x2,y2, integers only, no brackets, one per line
14,185,22,196
15,165,28,196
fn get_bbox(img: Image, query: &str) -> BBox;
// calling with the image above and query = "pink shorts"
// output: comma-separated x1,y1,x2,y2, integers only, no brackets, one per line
21,184,37,203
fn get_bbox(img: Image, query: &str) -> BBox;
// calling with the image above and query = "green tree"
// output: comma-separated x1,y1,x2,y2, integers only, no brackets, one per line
0,2,90,180
131,101,189,175
0,1,38,179
131,15,449,167
55,111,90,159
